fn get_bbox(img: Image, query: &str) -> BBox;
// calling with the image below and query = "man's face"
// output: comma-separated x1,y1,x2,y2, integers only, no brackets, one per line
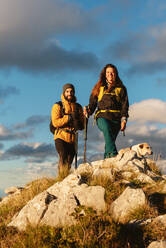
64,88,74,101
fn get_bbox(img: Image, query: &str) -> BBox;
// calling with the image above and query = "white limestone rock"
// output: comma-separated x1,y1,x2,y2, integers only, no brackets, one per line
109,186,146,223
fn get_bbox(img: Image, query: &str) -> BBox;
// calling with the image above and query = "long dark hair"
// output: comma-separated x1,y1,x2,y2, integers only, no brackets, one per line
91,64,123,97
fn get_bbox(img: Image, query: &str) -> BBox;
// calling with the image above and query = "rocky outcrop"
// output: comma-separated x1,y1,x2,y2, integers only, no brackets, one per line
4,149,166,246
8,174,106,231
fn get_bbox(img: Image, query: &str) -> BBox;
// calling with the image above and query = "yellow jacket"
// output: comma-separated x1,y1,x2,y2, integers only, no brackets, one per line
51,94,84,143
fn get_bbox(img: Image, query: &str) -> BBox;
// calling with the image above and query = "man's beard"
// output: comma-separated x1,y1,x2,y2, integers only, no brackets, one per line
64,95,74,102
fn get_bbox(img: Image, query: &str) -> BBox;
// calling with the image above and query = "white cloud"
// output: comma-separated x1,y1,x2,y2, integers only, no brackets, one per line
129,99,166,124
0,0,99,72
0,125,10,136
156,160,166,175
106,21,166,75
127,123,154,137
0,160,58,195
26,161,58,177
0,0,92,39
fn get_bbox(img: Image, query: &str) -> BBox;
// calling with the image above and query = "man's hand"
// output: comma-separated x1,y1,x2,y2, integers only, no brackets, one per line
121,120,126,132
83,106,89,118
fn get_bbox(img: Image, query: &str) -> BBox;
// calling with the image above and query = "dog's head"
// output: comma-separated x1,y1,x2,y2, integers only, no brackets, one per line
137,143,153,157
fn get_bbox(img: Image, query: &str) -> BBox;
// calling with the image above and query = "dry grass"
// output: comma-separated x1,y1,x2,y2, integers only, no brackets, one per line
146,158,162,175
0,177,56,224
56,163,71,181
126,203,158,222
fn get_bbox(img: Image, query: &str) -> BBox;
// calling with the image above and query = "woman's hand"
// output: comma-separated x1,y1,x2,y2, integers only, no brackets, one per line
121,120,126,131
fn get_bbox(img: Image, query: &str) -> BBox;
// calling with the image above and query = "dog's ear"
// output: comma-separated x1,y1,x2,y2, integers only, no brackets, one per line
139,144,144,149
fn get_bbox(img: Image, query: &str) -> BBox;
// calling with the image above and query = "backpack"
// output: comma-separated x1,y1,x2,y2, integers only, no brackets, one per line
49,101,64,134
49,101,82,134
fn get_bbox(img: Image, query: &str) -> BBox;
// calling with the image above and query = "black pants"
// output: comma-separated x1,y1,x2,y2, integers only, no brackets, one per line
55,139,75,169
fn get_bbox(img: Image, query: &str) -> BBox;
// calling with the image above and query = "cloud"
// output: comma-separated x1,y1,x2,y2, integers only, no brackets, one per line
0,0,99,72
0,125,33,141
156,160,166,175
0,142,56,161
0,0,94,37
157,78,166,87
117,99,166,159
0,115,49,141
14,115,48,129
129,99,166,124
106,22,166,75
0,44,99,73
0,85,19,103
26,161,58,177
6,142,55,158
0,160,58,194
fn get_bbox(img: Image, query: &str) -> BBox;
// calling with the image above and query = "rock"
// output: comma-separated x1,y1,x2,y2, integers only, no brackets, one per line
136,172,155,184
92,168,114,180
147,240,166,248
9,191,48,231
109,186,146,223
9,174,106,231
76,163,93,175
0,187,24,206
5,186,23,195
159,181,166,194
6,145,166,240
91,159,104,168
152,214,166,227
72,183,106,211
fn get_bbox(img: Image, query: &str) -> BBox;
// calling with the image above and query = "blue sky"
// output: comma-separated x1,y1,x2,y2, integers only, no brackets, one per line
0,0,166,195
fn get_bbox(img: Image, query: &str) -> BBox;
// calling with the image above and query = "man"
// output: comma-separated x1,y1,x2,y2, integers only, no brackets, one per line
51,84,84,175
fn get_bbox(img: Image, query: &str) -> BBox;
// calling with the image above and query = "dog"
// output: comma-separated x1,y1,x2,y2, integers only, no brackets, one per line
118,143,153,158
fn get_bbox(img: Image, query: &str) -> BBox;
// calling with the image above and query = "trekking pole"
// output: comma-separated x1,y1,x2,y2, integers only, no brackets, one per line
75,131,78,169
83,117,88,163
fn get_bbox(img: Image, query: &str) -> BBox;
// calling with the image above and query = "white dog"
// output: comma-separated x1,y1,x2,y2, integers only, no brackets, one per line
118,143,153,158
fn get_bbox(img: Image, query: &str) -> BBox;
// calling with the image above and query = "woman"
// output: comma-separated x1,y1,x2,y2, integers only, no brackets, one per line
84,64,129,159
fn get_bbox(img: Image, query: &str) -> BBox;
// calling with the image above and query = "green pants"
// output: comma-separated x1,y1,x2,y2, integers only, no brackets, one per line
97,118,121,159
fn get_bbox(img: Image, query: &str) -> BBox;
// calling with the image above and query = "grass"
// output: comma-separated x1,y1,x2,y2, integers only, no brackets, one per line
0,177,57,225
126,204,158,222
146,158,162,175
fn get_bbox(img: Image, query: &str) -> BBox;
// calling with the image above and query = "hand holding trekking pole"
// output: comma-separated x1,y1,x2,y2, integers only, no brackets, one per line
83,106,89,119
121,120,126,136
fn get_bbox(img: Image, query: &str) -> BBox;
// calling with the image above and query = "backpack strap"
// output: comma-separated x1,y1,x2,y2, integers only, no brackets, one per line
56,101,65,116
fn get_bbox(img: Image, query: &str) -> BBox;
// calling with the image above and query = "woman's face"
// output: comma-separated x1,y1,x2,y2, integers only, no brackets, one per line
106,67,116,84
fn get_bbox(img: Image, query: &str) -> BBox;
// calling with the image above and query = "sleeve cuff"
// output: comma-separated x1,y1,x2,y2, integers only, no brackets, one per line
121,117,127,123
